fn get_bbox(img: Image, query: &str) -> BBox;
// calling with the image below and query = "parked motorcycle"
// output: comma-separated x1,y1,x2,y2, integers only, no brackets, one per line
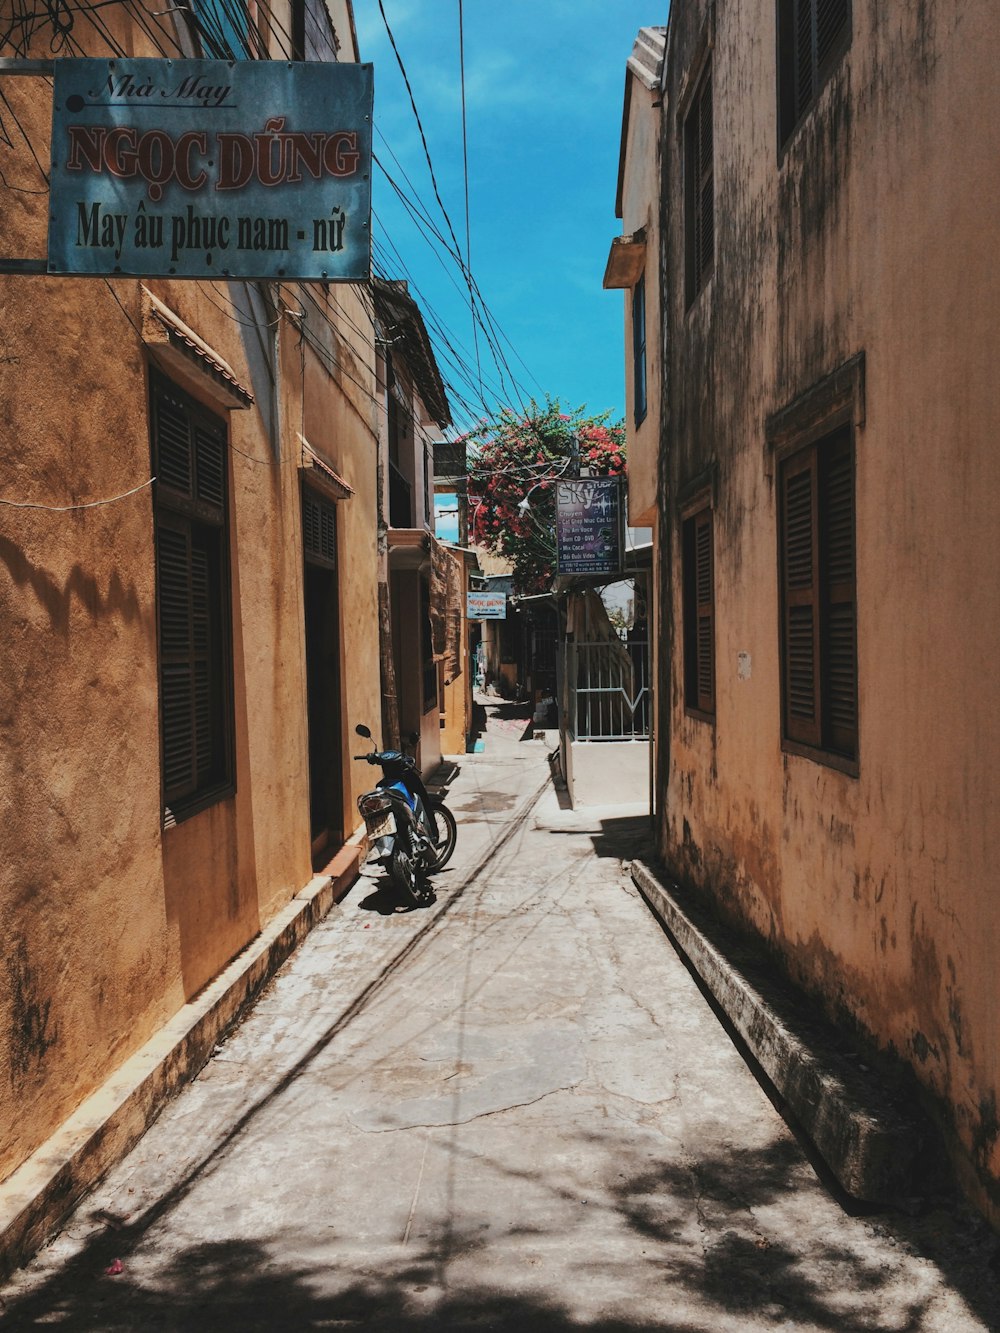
354,724,457,907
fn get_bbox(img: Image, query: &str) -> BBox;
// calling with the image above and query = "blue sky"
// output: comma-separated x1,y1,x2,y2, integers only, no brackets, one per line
353,2,665,438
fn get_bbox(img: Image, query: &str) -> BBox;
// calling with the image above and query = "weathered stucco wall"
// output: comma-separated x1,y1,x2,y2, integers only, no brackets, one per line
0,9,382,1184
659,0,1000,1217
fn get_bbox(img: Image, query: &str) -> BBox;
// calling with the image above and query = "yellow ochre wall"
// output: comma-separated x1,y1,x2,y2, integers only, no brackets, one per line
0,3,382,1185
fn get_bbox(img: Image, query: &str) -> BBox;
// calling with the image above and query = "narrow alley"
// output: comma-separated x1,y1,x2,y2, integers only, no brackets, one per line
1,707,997,1331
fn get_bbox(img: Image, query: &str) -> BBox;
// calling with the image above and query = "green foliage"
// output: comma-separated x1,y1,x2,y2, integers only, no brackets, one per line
467,399,626,593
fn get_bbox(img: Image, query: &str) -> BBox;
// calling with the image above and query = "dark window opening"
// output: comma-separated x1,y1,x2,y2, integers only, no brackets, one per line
302,487,343,854
152,375,234,821
684,62,714,306
778,426,857,766
633,275,647,426
291,0,340,60
682,505,714,717
777,0,851,147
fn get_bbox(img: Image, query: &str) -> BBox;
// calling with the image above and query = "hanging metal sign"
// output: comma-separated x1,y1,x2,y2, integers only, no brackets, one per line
467,591,507,620
555,475,625,575
47,58,372,280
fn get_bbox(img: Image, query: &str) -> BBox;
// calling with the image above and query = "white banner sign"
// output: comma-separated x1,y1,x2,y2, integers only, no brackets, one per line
468,591,506,620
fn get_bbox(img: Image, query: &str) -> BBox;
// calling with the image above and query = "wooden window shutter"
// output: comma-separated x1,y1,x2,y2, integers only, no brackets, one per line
816,0,849,71
158,517,197,800
303,490,338,568
154,392,193,498
152,375,231,817
795,0,815,119
821,431,856,757
157,520,224,805
780,0,850,142
780,449,822,747
683,505,714,717
193,420,226,512
694,509,714,714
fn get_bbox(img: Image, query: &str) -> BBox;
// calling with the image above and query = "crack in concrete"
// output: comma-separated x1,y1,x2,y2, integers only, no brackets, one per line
350,1083,578,1133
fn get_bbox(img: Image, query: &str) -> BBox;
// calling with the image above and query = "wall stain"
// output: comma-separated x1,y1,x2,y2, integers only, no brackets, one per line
6,939,58,1083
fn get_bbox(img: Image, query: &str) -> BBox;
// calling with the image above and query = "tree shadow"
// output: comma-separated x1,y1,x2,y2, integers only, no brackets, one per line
4,1135,998,1332
0,1233,706,1333
596,1134,1000,1331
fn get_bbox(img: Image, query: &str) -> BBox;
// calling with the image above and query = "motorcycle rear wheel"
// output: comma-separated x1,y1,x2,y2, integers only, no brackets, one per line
390,842,426,907
427,801,457,873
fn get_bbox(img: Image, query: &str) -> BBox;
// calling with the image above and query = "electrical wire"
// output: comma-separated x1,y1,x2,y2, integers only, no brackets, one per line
456,0,482,403
0,476,155,509
0,0,550,460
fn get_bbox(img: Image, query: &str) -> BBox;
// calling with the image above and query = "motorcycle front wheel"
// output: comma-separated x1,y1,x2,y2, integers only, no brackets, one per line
427,801,457,872
390,842,425,907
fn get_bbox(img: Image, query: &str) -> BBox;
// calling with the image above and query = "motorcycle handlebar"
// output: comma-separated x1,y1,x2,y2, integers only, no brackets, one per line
352,750,415,767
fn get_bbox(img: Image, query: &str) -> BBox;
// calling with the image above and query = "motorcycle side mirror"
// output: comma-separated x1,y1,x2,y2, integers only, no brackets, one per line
355,724,372,739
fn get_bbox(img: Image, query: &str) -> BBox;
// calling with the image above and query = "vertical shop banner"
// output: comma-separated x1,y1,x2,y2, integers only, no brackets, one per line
555,476,625,575
48,58,373,280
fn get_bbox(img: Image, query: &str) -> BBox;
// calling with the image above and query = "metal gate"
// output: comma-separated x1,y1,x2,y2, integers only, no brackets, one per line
567,632,650,740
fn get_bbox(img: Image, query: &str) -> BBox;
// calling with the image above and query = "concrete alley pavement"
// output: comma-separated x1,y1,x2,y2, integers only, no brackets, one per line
2,709,999,1330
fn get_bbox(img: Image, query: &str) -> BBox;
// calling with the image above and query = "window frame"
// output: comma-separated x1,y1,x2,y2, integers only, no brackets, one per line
776,424,858,774
776,0,852,151
151,372,236,825
681,500,715,721
632,273,648,427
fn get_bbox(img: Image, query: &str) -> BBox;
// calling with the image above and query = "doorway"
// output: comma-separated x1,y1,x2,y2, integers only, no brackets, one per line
302,490,344,863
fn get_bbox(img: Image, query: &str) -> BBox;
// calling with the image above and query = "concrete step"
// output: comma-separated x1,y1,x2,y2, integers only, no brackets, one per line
631,858,930,1206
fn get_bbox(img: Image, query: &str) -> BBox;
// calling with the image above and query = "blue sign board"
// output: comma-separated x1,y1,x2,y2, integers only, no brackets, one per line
48,58,372,280
555,476,625,576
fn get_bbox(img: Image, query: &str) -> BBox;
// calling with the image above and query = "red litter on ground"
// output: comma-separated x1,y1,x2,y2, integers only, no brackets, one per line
104,1259,124,1276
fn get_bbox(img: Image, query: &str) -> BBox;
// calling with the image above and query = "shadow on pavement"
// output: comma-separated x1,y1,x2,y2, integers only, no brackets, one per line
4,1133,999,1331
588,813,654,862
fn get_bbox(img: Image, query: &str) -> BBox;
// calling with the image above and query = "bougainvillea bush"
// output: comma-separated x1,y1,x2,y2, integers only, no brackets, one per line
467,399,626,593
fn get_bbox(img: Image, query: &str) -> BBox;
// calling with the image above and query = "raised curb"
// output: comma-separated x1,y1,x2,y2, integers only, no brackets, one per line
631,858,924,1204
0,835,364,1280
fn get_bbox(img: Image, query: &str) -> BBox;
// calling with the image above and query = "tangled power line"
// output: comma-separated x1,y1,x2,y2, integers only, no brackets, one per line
0,0,546,509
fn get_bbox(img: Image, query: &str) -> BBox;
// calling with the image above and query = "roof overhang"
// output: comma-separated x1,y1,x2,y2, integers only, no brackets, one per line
141,286,254,411
299,435,354,501
603,228,647,290
373,279,451,429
